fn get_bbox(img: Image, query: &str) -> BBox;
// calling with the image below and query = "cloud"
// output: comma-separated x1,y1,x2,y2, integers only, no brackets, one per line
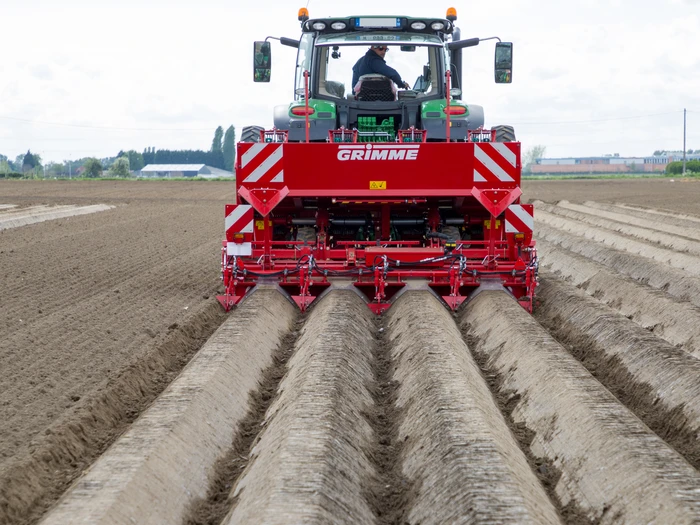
531,68,567,81
29,65,53,81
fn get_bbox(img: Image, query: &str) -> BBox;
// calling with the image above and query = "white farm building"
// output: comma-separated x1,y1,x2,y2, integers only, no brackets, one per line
138,164,233,179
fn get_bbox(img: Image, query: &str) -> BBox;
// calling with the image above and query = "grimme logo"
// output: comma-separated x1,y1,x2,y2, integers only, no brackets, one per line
338,144,419,161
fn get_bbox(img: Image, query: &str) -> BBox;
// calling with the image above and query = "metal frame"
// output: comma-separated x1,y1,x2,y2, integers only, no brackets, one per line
218,131,537,315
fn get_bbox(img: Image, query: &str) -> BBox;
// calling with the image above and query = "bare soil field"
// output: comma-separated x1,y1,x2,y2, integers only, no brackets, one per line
1,178,700,525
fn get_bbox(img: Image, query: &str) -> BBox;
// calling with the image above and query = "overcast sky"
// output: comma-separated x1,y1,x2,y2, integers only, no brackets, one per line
1,0,699,163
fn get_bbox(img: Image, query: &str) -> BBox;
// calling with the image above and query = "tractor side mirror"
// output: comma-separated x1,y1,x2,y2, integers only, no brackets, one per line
254,41,272,83
494,42,512,84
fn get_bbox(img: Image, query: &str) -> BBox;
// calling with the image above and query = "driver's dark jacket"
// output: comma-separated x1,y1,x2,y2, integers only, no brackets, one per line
352,49,405,89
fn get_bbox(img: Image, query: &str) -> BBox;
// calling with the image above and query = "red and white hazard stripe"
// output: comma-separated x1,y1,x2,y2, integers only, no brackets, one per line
240,143,285,185
225,204,254,239
473,143,517,184
505,204,534,233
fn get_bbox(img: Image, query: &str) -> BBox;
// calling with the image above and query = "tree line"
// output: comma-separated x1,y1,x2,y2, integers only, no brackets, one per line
0,125,237,178
139,125,236,170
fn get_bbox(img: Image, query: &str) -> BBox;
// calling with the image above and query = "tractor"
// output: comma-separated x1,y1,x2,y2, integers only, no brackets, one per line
219,7,537,314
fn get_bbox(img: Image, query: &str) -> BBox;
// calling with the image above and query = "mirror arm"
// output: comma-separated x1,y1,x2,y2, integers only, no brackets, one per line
447,37,480,51
265,36,300,49
447,35,503,51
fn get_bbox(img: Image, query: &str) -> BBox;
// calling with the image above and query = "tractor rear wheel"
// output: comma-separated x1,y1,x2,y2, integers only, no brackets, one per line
492,125,516,142
241,125,264,143
442,226,462,242
296,227,316,244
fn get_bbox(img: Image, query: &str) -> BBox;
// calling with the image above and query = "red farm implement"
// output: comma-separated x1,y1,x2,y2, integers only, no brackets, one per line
218,136,537,314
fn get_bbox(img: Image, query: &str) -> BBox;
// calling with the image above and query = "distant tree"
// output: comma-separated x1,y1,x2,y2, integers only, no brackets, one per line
522,145,547,174
223,125,236,171
143,147,156,165
0,159,10,175
121,150,145,171
211,126,224,154
22,150,38,172
47,162,65,177
109,156,130,178
209,150,225,169
83,158,103,178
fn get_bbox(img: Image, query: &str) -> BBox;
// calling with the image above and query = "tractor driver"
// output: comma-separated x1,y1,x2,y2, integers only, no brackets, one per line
352,45,411,92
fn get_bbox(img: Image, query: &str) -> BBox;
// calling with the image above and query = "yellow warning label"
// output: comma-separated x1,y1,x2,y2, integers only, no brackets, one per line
255,220,265,230
369,181,387,190
484,220,501,229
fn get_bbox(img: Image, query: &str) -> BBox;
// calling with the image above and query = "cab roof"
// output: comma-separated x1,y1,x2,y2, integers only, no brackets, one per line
301,16,454,37
315,32,444,47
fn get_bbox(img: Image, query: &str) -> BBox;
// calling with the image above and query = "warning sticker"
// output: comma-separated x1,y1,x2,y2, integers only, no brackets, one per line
369,181,387,190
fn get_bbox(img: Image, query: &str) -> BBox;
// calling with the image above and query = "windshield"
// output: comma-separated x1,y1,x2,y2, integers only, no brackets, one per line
295,33,314,99
315,42,442,100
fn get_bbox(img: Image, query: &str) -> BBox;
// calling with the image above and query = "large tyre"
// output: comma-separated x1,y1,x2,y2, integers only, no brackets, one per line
296,227,316,244
441,225,461,242
492,125,516,142
241,125,264,143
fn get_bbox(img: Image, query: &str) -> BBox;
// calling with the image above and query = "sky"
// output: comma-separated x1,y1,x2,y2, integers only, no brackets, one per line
1,0,699,164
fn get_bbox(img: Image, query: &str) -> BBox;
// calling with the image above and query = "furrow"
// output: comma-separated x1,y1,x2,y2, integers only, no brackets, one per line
387,292,561,525
35,288,295,525
614,202,700,225
535,273,700,469
581,200,700,238
0,205,51,218
0,205,113,230
536,221,700,308
184,314,303,525
221,291,377,524
538,237,700,358
552,200,700,246
538,204,700,260
461,291,700,524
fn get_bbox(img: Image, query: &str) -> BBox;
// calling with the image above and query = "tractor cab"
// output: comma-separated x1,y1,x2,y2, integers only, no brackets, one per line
253,8,513,142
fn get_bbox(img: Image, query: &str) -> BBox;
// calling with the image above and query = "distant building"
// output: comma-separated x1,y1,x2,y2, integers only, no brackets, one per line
530,153,700,174
138,164,234,179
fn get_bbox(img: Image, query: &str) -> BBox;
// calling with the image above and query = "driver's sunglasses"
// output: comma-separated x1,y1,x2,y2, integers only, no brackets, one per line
376,46,389,52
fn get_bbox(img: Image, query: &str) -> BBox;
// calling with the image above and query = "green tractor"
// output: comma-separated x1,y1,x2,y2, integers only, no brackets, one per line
249,7,514,143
